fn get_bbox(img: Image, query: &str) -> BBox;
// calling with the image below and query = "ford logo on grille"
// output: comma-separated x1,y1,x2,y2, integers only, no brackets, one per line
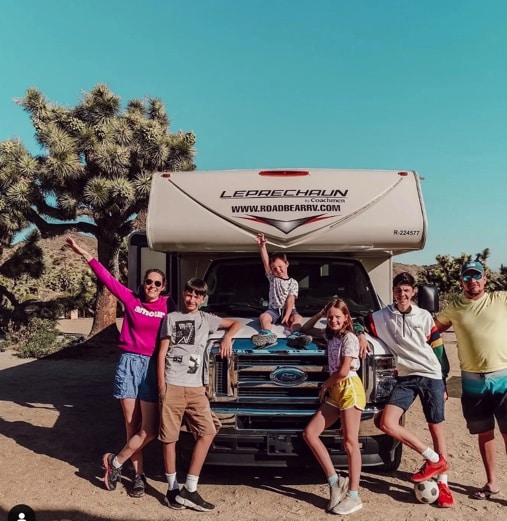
270,367,307,387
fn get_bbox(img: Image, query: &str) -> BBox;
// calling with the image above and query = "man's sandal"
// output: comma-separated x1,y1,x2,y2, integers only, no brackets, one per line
472,485,500,500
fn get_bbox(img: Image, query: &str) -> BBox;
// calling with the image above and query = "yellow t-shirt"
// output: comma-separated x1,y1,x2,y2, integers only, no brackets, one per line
437,292,507,373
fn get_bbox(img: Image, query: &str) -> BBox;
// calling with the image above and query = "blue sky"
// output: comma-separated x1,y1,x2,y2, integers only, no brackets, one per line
1,1,507,269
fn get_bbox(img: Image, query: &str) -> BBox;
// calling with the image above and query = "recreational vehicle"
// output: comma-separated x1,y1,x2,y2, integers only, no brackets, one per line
128,168,428,470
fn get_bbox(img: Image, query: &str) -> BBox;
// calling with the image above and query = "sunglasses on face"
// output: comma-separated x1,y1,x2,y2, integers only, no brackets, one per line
462,273,483,282
144,279,163,287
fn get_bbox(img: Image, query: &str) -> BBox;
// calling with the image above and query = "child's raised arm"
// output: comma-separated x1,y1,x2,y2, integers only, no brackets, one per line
256,233,271,275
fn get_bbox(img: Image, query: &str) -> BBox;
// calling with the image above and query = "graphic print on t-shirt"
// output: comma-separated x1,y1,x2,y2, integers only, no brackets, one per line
175,320,195,344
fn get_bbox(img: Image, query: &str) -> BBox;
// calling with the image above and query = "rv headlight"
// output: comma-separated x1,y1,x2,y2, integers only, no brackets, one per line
371,356,397,402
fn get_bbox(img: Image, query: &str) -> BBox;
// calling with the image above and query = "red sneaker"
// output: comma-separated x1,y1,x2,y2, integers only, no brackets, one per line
437,482,454,508
411,455,449,483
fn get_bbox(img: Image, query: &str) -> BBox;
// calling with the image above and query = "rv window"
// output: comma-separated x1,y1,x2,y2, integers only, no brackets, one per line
202,256,379,318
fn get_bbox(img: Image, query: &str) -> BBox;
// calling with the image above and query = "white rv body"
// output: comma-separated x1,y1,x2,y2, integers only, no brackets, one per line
133,168,428,470
147,168,426,305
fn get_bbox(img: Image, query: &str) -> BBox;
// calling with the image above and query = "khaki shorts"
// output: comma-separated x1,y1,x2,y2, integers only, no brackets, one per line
159,383,217,443
326,375,366,411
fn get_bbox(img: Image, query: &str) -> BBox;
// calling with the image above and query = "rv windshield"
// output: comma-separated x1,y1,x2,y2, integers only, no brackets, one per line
202,256,379,318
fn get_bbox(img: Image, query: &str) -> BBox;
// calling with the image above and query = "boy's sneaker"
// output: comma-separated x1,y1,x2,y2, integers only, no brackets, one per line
411,454,449,483
286,331,312,348
437,482,454,508
129,474,146,498
326,475,349,512
102,453,122,491
331,494,363,515
251,330,277,347
176,486,215,512
164,488,185,510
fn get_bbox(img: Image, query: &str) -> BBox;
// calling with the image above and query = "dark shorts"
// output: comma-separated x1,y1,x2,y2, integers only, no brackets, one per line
461,370,507,435
388,375,445,424
113,352,158,402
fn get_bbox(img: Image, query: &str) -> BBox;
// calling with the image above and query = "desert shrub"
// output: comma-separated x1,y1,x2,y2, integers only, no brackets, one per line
6,318,67,358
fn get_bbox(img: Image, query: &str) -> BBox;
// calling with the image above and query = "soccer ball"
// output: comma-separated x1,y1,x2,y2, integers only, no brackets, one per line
414,480,439,504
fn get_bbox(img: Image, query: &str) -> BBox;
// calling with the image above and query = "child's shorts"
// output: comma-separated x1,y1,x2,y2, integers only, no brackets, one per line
265,307,299,324
113,352,158,403
159,383,217,443
388,375,445,424
326,375,366,410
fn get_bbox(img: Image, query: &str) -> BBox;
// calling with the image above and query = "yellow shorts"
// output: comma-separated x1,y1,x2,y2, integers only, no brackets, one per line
326,375,366,410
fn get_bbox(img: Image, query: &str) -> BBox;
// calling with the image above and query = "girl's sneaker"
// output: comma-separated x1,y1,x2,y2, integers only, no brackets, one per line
326,475,349,512
331,494,363,515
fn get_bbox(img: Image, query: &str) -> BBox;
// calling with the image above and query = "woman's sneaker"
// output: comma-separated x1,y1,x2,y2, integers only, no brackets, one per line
251,330,277,347
176,486,215,512
286,331,312,348
102,453,122,491
129,474,147,498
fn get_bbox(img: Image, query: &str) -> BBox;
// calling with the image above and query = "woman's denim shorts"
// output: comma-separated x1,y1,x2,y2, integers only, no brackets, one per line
113,352,158,403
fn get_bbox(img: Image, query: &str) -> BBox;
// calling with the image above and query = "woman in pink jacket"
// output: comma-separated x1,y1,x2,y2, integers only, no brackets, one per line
66,236,176,498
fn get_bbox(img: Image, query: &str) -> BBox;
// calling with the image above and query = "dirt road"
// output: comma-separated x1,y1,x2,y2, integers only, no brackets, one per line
0,328,506,521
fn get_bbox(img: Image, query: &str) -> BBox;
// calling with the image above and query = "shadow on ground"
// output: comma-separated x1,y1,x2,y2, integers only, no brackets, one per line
0,335,167,488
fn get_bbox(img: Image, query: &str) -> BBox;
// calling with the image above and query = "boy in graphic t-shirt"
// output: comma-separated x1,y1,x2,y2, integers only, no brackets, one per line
157,278,241,512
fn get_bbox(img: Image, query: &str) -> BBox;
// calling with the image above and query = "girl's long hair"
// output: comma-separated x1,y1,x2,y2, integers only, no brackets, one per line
324,298,354,340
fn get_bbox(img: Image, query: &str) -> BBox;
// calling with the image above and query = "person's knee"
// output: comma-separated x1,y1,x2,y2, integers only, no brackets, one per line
343,438,359,454
141,430,156,443
260,311,273,324
378,416,394,435
302,426,319,445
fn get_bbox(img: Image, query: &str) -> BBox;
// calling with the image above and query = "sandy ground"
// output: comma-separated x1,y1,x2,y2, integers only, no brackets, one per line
0,321,506,521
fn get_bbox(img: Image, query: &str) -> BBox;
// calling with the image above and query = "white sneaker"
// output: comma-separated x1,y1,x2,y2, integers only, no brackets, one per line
331,494,363,515
326,475,349,512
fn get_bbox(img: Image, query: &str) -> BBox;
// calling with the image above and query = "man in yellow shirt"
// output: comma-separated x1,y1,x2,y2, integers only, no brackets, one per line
435,260,507,500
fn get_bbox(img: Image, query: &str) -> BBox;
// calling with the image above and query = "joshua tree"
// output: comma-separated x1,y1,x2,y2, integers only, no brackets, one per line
0,84,195,337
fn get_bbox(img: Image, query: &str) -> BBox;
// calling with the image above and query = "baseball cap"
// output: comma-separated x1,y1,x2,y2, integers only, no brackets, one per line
461,260,484,275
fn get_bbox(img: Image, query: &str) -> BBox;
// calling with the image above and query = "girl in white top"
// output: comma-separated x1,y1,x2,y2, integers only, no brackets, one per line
301,298,366,516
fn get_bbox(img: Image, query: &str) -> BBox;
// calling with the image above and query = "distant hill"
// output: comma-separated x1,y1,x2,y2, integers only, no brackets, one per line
393,262,425,280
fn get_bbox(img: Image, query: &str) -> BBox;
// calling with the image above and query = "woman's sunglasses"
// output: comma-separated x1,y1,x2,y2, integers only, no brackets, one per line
144,279,163,287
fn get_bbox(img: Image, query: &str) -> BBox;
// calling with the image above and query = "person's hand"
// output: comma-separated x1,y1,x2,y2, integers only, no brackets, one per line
65,236,79,252
65,235,92,261
219,337,233,358
319,384,328,403
256,232,266,246
281,313,291,326
358,333,371,358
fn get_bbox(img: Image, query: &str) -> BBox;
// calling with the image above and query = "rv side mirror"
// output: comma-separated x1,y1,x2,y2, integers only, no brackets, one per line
417,284,439,314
